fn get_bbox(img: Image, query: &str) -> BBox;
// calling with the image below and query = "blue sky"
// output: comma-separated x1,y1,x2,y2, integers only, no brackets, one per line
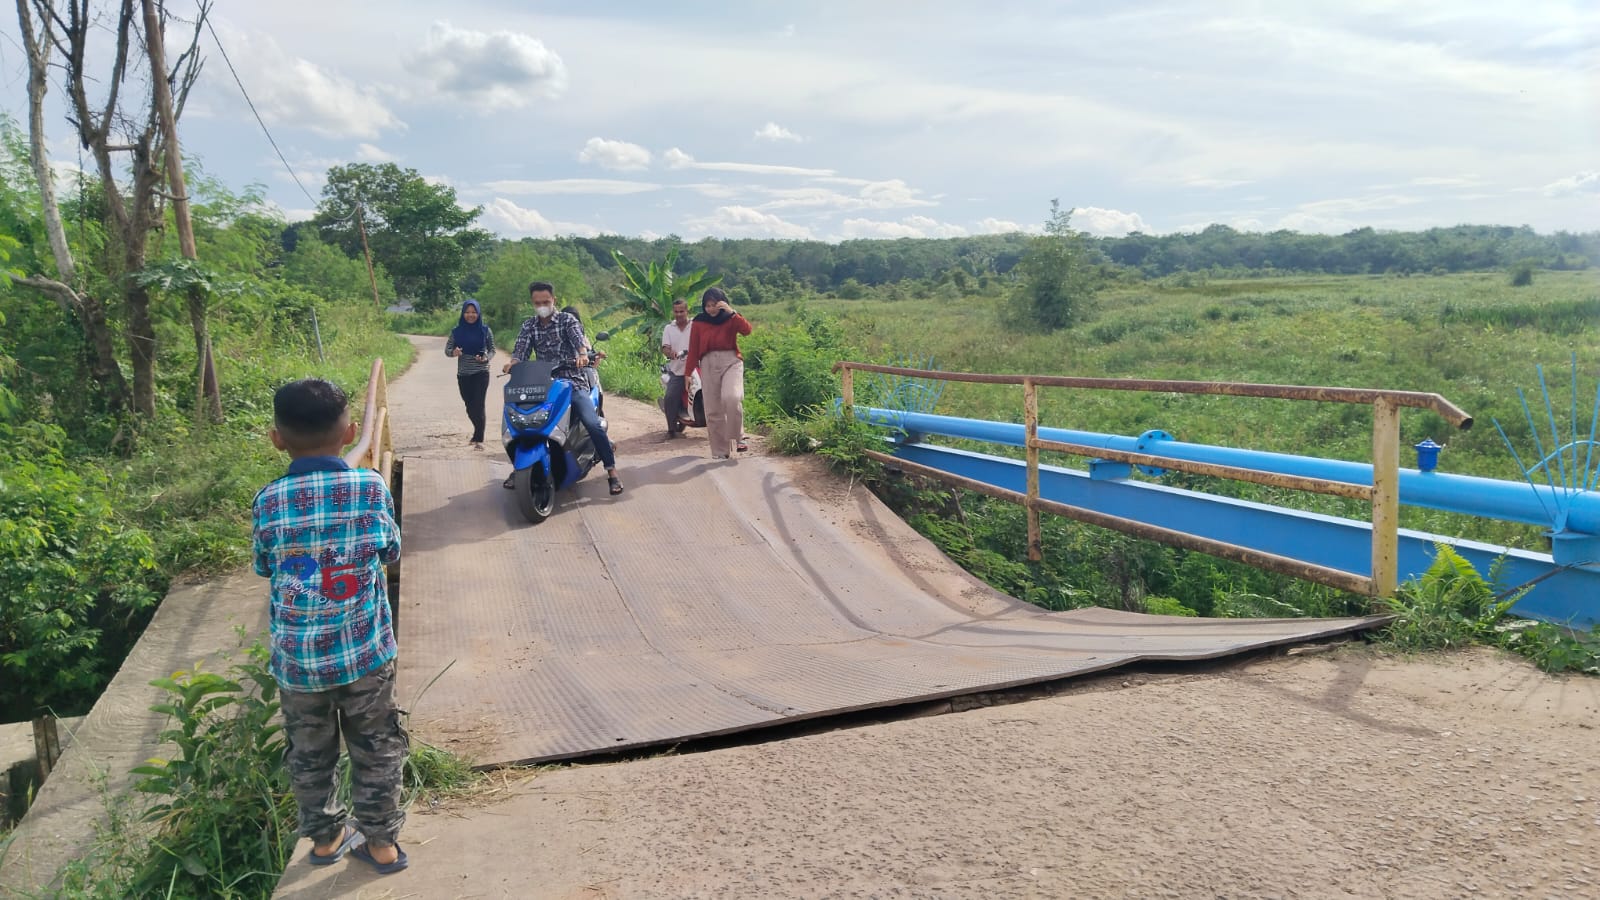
3,1,1596,240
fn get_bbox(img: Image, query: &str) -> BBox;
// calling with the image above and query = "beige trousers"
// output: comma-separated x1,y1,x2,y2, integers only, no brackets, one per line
699,350,745,457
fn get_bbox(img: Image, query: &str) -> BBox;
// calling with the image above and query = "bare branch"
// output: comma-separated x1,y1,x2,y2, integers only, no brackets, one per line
3,271,85,314
16,0,78,286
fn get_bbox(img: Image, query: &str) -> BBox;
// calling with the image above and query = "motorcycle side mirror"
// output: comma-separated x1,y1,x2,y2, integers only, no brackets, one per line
595,331,611,342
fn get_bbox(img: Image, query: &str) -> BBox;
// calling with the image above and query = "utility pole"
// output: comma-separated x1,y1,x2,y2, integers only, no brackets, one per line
141,0,221,422
356,202,383,311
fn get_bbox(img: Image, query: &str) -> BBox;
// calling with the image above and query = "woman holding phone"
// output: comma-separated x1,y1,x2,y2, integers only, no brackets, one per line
682,287,753,459
444,298,495,448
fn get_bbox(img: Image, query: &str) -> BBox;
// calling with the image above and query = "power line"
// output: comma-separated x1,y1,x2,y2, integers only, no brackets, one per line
203,18,318,207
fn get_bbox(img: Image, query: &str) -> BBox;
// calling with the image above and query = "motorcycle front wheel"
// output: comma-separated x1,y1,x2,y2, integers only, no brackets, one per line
514,465,556,523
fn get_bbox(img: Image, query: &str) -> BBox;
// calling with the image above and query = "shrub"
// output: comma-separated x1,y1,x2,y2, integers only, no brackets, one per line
743,307,854,423
1380,545,1515,652
0,423,160,720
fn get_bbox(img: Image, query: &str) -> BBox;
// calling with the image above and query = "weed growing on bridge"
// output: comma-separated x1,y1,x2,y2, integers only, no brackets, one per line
42,643,481,899
1380,546,1519,653
1379,546,1600,674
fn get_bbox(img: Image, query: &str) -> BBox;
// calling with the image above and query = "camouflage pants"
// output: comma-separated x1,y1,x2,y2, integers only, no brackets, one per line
280,660,408,847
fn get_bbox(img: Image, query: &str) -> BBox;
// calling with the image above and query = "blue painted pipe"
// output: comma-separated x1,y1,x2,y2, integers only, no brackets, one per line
857,407,1599,536
889,442,1599,628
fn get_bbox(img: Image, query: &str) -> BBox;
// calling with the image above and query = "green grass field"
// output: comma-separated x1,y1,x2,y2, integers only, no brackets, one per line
754,270,1600,546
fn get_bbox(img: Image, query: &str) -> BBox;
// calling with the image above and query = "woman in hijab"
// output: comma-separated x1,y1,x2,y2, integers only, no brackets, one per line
681,287,752,459
444,298,495,448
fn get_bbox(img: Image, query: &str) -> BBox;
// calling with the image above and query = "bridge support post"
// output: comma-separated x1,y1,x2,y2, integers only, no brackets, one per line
1024,378,1042,562
1371,397,1400,597
840,365,855,418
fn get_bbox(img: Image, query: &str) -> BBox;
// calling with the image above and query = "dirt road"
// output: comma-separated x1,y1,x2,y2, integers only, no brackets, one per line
277,336,1600,900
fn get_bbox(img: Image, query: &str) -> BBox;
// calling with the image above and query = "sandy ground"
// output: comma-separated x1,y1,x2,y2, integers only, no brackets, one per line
277,336,1600,900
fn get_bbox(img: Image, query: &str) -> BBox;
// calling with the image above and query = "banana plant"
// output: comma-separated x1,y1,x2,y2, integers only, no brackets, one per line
598,248,723,336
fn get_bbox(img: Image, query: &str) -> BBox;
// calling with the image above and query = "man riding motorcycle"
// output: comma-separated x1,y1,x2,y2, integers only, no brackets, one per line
501,281,624,496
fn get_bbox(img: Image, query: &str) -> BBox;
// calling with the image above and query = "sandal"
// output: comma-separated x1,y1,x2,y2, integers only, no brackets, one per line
608,475,624,496
350,840,409,875
503,474,515,490
308,823,360,866
736,440,749,453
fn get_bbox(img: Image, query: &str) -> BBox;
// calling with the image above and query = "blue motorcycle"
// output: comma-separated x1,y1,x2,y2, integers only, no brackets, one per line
500,342,610,523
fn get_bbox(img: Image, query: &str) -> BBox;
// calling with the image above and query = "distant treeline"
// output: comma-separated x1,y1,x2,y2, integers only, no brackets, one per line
494,224,1599,299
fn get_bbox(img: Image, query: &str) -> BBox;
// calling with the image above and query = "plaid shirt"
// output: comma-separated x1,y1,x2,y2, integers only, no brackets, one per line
252,456,400,691
510,312,586,382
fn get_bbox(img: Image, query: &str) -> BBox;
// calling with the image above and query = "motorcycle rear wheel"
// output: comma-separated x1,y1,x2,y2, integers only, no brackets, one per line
514,466,556,523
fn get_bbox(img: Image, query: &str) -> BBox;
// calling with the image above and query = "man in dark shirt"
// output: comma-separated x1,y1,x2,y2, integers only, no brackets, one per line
501,282,623,495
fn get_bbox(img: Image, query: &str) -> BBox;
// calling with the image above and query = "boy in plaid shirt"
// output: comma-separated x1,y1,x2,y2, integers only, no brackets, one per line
252,378,409,875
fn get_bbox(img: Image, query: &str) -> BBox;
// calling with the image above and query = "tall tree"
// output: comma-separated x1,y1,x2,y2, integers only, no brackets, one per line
140,0,221,423
313,163,491,312
1014,200,1100,331
19,0,208,417
4,0,129,412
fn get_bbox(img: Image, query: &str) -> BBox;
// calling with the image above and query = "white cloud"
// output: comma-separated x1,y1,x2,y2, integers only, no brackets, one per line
682,206,813,239
211,27,403,139
1273,212,1358,234
683,183,744,200
261,200,314,223
1410,176,1485,187
577,138,653,171
410,21,566,111
422,174,455,188
839,215,968,239
1297,194,1424,214
1542,171,1600,197
485,178,662,195
1071,207,1151,237
754,122,803,142
355,143,398,163
661,148,833,177
974,218,1040,235
754,178,937,212
480,198,599,237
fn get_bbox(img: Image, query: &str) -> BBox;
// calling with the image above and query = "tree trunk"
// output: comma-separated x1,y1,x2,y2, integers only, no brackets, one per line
79,294,128,408
126,280,157,418
141,0,221,423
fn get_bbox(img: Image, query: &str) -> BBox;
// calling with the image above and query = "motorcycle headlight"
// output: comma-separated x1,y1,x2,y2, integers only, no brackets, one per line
509,407,552,429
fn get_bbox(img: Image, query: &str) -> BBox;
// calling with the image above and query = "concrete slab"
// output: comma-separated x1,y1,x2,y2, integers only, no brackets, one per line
0,572,267,894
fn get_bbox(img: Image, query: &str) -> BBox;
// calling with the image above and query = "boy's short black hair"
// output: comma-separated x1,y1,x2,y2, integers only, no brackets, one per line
529,281,556,296
274,378,349,448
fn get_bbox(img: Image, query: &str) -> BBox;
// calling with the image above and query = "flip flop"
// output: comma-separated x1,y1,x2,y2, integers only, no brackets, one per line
608,475,625,495
307,823,360,866
350,841,409,876
736,441,749,453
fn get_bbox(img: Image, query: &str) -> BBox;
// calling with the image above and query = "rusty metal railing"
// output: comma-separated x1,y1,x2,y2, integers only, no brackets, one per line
834,362,1474,599
343,357,394,484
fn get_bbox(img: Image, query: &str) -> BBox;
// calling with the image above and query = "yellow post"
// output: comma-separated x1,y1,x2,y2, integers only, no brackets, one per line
840,365,855,417
1023,377,1042,562
1370,397,1400,597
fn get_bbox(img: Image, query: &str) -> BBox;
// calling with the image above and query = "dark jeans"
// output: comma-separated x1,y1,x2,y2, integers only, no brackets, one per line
569,382,616,470
458,371,489,442
663,373,686,430
280,661,408,848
